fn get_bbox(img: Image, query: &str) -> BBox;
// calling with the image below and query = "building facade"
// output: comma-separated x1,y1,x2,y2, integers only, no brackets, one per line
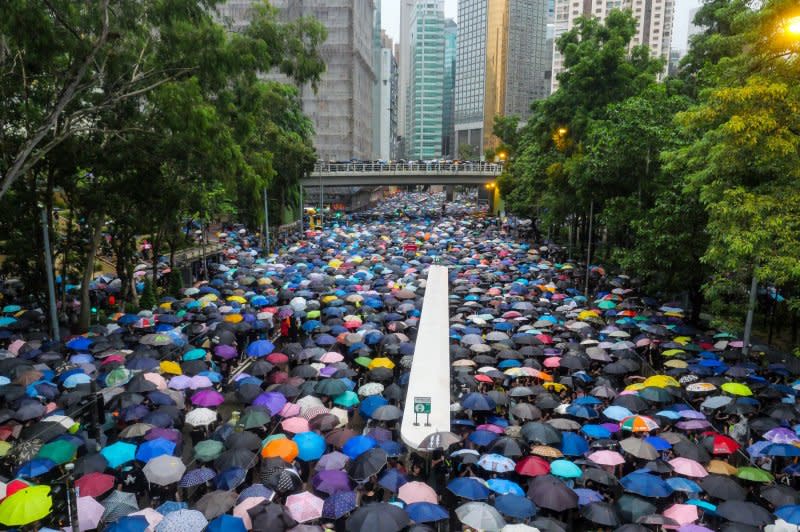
397,0,416,150
217,0,377,161
406,0,446,160
442,19,458,159
378,31,398,161
455,0,549,158
550,0,674,91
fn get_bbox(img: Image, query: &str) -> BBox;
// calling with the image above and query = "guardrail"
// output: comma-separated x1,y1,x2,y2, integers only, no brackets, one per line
312,162,503,174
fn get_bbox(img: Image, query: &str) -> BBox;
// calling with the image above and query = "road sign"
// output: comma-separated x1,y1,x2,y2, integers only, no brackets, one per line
413,397,431,414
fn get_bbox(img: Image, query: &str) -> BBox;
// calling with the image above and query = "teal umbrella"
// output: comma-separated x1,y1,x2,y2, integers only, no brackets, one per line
183,348,207,361
194,440,224,462
100,441,137,468
333,391,360,408
550,459,582,479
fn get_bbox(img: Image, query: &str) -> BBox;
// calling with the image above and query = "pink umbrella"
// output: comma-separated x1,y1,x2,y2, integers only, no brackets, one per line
398,481,438,504
7,339,25,355
77,495,105,531
189,375,213,390
282,416,311,434
476,424,505,434
143,372,167,390
285,491,324,523
279,402,302,418
321,352,344,363
168,375,192,390
668,458,708,478
129,507,164,530
234,496,267,529
678,526,714,532
543,357,561,368
663,503,699,526
191,389,225,407
587,450,626,466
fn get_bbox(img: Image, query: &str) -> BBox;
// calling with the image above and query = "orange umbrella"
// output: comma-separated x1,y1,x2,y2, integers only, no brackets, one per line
262,438,299,462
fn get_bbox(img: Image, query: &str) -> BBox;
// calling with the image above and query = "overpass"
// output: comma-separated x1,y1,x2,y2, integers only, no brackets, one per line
301,161,502,187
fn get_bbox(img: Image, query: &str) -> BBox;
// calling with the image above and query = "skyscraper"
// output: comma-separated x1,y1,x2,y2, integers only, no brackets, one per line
216,0,377,161
550,0,674,91
372,1,382,159
455,0,549,158
378,31,398,161
397,0,416,151
406,0,445,160
442,19,458,159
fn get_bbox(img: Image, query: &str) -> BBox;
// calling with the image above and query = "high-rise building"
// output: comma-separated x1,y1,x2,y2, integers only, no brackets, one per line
551,0,674,91
378,31,398,161
455,0,549,158
406,0,446,160
216,0,377,161
372,2,382,159
442,19,458,159
397,0,416,151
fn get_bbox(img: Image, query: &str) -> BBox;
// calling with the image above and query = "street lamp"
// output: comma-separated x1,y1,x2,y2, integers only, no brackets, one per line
485,182,496,190
787,16,800,36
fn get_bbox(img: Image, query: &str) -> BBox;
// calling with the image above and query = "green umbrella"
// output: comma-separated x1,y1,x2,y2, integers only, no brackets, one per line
241,410,271,430
106,368,132,387
354,357,373,368
194,440,224,462
36,440,76,465
596,300,616,310
0,485,52,526
736,466,774,483
333,391,360,408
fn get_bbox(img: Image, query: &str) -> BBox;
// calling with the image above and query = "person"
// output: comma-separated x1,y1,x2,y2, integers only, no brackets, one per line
729,415,750,445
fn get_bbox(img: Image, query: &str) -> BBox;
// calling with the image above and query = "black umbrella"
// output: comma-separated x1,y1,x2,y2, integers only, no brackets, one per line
673,440,711,463
195,490,237,520
488,437,524,458
225,431,262,451
581,501,621,527
581,466,620,487
249,502,298,532
616,494,656,523
347,448,387,482
760,484,800,507
346,502,409,532
716,500,773,527
699,474,747,501
214,448,256,471
263,467,303,494
527,475,578,512
520,422,562,445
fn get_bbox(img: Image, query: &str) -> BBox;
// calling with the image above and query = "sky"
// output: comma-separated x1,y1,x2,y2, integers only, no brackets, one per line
380,0,701,53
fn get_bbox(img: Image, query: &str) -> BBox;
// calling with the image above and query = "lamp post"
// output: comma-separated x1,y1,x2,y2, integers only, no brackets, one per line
39,204,60,342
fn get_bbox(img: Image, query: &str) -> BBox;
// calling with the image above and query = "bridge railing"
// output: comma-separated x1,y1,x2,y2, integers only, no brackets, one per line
312,162,503,174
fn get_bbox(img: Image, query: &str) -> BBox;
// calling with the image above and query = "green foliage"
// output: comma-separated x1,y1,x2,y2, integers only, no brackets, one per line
458,144,478,161
139,277,156,311
168,271,184,299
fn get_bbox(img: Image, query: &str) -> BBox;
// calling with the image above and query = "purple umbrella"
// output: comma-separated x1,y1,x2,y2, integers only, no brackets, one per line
319,366,338,378
191,390,225,407
316,452,349,472
367,427,393,443
214,344,238,360
322,490,356,519
676,420,712,430
169,375,192,390
312,470,352,495
573,488,604,506
145,428,182,444
253,392,287,416
678,410,706,420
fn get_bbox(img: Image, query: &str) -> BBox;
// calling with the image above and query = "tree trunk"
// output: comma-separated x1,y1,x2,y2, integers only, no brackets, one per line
689,286,705,326
78,218,104,332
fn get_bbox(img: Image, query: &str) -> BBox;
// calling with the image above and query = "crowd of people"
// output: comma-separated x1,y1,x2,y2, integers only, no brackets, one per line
0,191,798,532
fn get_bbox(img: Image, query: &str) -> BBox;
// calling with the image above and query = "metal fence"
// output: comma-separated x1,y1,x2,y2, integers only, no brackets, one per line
312,162,503,174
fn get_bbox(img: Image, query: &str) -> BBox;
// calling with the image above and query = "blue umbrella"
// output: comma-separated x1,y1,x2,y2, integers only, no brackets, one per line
686,499,717,513
620,472,673,498
315,334,337,346
105,516,148,532
551,459,582,479
764,443,800,457
487,478,525,496
379,469,408,492
16,458,57,478
322,490,357,519
301,320,321,332
359,395,388,418
293,431,326,461
66,337,93,351
179,467,216,488
182,348,206,361
461,392,496,411
135,438,175,462
378,440,404,457
468,430,499,447
101,441,138,468
561,432,589,456
775,505,800,525
405,502,448,523
246,340,275,357
566,404,599,419
574,396,602,406
573,488,603,506
495,494,537,519
581,424,612,439
342,435,377,459
603,405,633,421
666,477,702,494
207,515,247,532
215,467,246,490
644,436,672,451
447,477,491,500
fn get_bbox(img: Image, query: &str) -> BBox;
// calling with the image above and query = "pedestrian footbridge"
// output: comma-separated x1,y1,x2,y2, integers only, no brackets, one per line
302,162,502,187
401,265,451,450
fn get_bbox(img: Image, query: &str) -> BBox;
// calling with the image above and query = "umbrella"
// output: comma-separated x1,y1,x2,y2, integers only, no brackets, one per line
716,500,773,527
323,490,357,520
293,432,327,462
347,448,387,482
285,491,324,523
621,472,673,498
101,441,138,469
456,502,506,531
142,455,186,486
405,502,449,523
196,490,237,520
399,481,439,504
0,485,52,526
77,495,105,531
527,475,579,511
477,453,516,473
207,514,247,532
346,502,410,532
155,509,208,532
495,494,537,520
447,477,492,500
102,491,140,522
581,501,622,527
75,472,116,498
312,470,351,495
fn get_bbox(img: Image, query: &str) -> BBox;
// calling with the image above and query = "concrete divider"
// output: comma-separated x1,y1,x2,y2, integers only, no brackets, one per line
401,265,451,450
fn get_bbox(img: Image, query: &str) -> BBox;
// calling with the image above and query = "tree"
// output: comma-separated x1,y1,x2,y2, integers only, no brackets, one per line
458,144,477,161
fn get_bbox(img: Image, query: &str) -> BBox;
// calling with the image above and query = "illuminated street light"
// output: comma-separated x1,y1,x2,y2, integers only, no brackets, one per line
557,127,568,136
787,16,800,36
485,182,496,190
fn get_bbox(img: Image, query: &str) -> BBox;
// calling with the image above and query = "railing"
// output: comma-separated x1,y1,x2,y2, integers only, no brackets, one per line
312,162,503,174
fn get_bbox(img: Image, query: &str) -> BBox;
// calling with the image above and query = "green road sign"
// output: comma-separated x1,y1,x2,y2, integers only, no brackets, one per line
414,397,431,414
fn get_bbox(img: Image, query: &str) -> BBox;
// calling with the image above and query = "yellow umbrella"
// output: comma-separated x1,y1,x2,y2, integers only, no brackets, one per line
721,382,752,397
321,295,338,304
199,294,218,303
643,375,680,388
543,382,567,392
578,310,600,321
673,336,692,345
224,314,243,323
158,302,173,311
0,441,11,457
227,295,247,304
257,278,272,286
369,357,395,370
664,359,688,369
328,259,343,269
661,349,686,357
0,485,52,526
625,383,647,392
159,361,182,375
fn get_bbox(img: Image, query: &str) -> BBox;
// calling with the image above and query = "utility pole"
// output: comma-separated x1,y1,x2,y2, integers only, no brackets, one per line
299,185,304,234
742,272,758,356
584,198,594,297
65,463,79,531
40,205,60,342
319,173,324,228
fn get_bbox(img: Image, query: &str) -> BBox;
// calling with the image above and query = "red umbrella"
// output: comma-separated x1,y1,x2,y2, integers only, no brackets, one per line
515,455,551,477
75,472,115,498
701,432,740,455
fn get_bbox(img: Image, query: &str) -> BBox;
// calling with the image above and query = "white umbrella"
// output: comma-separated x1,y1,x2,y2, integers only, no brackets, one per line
143,455,187,486
456,502,507,531
185,407,217,427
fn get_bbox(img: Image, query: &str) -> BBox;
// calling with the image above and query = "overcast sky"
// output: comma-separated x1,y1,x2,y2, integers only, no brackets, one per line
380,0,701,53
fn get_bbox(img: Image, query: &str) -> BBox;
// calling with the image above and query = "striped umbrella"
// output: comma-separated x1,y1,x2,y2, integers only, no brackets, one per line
619,415,659,433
